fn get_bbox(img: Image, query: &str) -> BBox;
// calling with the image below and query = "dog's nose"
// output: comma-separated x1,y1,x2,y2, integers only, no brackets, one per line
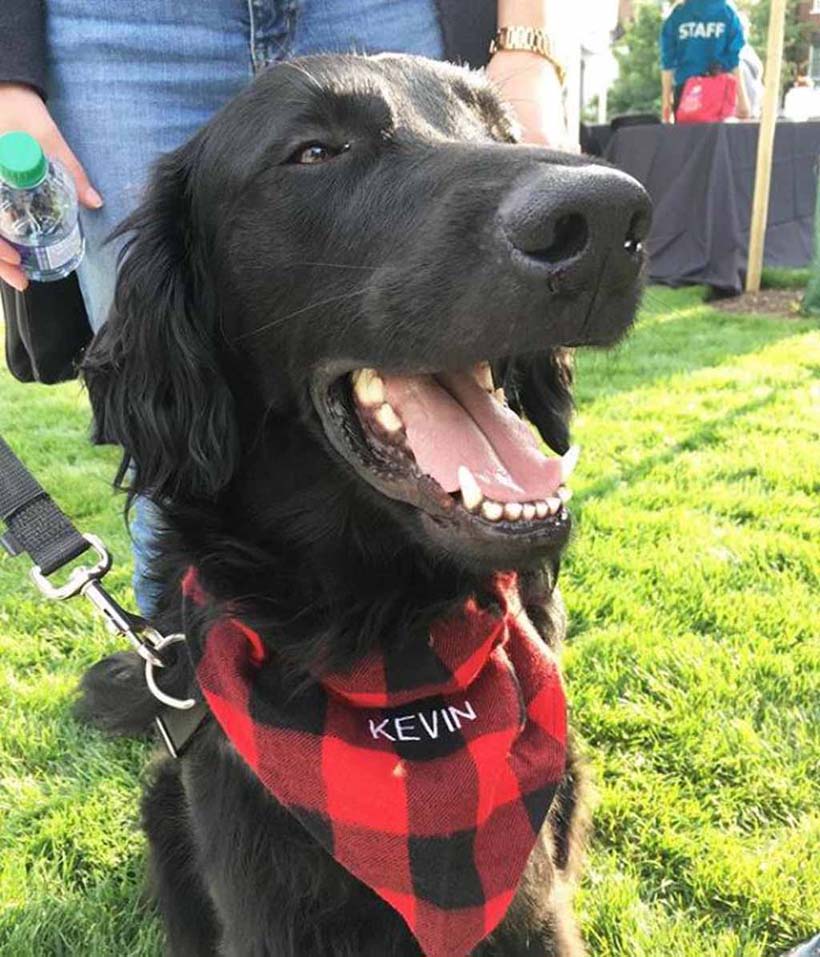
499,164,652,285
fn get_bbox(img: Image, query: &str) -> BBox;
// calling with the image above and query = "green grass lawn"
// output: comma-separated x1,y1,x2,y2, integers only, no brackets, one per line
760,268,811,291
1,287,818,956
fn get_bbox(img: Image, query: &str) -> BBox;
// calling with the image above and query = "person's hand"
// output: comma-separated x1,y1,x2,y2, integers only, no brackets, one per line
486,49,575,151
0,83,103,292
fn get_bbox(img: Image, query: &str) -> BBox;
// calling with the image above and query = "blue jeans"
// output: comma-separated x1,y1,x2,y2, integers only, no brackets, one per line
45,0,444,617
785,935,820,957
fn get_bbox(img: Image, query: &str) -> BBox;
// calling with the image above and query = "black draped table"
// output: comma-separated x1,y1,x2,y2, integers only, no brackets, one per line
593,122,820,293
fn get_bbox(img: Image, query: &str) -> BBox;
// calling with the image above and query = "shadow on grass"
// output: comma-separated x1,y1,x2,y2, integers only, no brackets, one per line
575,294,813,403
577,390,776,505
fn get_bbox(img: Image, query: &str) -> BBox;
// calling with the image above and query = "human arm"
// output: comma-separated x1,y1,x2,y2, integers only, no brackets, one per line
725,9,750,119
0,3,102,291
733,67,751,119
659,11,678,124
486,0,574,149
661,69,675,123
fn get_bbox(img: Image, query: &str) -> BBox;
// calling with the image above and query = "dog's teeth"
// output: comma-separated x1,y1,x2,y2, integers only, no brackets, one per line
546,497,561,515
353,368,385,407
522,503,536,521
481,500,503,522
458,466,483,512
474,362,494,392
535,501,549,519
560,445,580,482
493,387,507,405
374,402,403,433
557,485,572,503
504,502,523,521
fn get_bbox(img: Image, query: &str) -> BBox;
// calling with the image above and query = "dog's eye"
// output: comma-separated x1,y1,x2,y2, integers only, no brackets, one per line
290,143,350,165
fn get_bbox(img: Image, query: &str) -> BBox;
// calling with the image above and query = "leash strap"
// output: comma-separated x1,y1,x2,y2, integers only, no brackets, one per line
0,433,207,757
0,435,90,576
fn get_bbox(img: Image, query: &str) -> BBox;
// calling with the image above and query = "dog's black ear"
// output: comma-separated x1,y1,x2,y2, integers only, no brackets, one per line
83,140,238,502
507,348,574,455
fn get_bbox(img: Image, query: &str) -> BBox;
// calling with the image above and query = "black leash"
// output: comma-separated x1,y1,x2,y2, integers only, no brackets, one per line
0,434,207,757
0,435,94,577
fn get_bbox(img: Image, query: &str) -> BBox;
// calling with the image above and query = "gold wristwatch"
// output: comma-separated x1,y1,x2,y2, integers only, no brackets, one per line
489,25,567,87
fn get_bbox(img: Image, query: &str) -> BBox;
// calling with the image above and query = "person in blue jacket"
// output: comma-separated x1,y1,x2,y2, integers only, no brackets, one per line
660,0,750,122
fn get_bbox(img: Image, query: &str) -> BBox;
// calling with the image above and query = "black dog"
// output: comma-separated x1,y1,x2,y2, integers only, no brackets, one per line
79,54,650,957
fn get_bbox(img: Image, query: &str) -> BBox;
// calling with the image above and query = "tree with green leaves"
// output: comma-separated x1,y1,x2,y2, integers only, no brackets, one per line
744,0,804,91
608,3,664,119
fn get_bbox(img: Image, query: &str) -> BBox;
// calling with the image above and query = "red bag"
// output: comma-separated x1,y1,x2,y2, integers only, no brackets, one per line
676,73,738,124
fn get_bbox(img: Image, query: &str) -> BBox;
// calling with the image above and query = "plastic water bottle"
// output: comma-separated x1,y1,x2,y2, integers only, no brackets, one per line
0,131,84,282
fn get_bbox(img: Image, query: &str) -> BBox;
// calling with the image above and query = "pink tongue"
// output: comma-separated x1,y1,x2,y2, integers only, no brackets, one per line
382,372,562,503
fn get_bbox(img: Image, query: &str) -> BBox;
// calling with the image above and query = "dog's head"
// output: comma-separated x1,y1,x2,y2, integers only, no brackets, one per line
85,54,650,575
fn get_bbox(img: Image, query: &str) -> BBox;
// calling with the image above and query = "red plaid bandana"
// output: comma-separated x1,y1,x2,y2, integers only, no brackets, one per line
182,570,567,957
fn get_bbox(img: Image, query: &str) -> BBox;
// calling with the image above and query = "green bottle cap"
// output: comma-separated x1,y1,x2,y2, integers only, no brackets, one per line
0,131,48,189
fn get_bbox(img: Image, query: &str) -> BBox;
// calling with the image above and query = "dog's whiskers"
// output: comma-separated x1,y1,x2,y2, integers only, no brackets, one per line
289,261,382,271
233,286,374,340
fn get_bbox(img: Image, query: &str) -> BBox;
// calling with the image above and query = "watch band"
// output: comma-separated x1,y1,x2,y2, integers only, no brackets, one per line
489,26,567,87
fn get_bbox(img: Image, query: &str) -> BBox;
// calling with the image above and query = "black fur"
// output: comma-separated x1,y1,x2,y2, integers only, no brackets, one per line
78,54,648,956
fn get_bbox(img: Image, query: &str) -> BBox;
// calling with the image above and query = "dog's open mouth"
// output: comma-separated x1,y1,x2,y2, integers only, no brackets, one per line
354,364,576,519
313,361,575,548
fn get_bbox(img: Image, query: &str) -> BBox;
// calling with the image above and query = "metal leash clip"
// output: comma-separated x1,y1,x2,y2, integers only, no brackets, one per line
2,435,205,758
30,532,195,712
